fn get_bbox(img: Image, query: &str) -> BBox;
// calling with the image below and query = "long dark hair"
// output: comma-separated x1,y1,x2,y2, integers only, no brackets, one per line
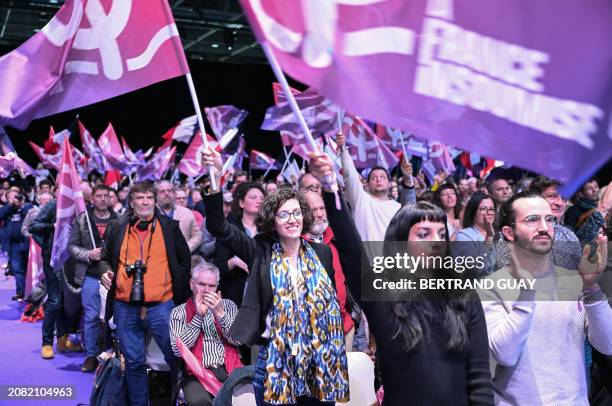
384,202,470,352
462,192,495,229
433,182,462,219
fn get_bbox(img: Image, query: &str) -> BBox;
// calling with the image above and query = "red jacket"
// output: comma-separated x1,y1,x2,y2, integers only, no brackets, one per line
303,227,354,334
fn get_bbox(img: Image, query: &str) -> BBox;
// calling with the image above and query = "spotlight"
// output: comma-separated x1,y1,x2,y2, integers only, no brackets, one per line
224,28,235,51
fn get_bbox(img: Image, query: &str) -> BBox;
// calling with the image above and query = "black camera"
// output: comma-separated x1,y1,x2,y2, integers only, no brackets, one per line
125,260,147,305
14,194,23,201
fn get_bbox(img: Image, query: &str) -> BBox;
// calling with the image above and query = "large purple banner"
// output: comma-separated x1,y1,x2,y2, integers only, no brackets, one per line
241,0,612,193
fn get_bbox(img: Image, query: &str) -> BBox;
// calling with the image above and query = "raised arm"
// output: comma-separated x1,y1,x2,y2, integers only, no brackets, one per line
336,132,367,209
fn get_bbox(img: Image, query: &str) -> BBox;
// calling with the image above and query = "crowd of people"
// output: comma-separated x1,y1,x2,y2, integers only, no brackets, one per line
1,133,611,406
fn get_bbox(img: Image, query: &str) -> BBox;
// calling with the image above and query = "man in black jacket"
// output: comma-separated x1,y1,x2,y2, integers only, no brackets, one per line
99,181,190,406
68,185,117,372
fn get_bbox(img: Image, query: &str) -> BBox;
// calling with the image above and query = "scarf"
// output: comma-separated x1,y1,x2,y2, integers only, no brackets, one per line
264,240,349,404
577,197,597,211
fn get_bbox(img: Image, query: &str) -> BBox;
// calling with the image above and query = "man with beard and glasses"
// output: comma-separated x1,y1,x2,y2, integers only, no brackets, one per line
480,192,612,406
495,177,585,271
301,192,355,350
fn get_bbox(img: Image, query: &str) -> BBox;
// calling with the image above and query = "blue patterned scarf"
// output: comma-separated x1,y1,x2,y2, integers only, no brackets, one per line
264,240,349,404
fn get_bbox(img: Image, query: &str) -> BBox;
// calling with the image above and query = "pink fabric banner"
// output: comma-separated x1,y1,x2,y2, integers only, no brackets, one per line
0,0,189,129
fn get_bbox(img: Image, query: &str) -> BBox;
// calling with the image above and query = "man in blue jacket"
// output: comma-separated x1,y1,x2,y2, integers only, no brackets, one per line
0,188,32,301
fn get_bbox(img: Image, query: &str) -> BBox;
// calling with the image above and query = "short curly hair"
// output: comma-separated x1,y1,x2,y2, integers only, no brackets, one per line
255,188,313,239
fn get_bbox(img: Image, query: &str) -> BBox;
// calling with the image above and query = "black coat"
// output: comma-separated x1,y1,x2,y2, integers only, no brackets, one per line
213,215,249,307
203,192,335,347
99,211,191,321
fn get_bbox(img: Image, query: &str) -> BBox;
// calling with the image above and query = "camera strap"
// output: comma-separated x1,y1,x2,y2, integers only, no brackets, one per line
123,217,157,270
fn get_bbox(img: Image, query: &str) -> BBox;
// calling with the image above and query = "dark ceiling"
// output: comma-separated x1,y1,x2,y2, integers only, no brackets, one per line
0,0,265,64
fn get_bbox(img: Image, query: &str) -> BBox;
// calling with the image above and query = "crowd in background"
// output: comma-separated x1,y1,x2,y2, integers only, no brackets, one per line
1,136,611,406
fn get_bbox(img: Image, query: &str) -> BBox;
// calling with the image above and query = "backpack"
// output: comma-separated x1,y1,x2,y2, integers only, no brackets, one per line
90,340,130,406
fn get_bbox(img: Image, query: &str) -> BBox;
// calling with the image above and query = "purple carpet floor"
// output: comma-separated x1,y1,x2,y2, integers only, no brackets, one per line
0,276,93,405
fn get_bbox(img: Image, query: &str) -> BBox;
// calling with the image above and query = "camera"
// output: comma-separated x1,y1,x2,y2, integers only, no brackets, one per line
14,194,23,201
125,260,147,305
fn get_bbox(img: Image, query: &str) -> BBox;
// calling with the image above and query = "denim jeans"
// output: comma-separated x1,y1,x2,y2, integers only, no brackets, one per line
113,300,175,406
81,276,101,358
253,346,334,406
9,243,27,296
42,266,66,346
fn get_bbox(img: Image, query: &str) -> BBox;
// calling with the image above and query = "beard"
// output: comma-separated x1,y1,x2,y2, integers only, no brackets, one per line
309,219,328,236
514,233,553,255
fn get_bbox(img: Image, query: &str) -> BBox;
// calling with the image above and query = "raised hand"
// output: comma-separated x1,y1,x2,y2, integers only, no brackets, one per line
336,131,346,149
195,292,209,317
204,291,224,318
579,234,608,289
307,151,336,190
199,147,223,189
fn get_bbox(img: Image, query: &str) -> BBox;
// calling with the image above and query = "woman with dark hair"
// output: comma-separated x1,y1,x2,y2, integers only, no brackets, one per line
434,182,462,238
308,152,493,406
456,192,496,243
201,150,349,406
454,192,497,276
213,182,264,306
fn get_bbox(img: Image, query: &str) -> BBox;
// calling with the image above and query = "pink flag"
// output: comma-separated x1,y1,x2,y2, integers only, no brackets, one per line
176,337,222,396
0,0,189,130
98,124,128,172
29,141,61,170
51,137,86,268
343,115,399,170
24,238,43,298
178,131,216,177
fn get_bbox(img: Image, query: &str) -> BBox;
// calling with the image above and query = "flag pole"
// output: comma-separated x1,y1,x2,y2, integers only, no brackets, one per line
82,209,97,250
261,42,340,208
184,73,217,190
278,152,292,175
262,162,276,179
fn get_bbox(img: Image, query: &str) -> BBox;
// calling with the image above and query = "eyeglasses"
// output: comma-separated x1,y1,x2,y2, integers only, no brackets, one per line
478,207,495,213
515,214,558,228
276,210,303,223
301,185,321,193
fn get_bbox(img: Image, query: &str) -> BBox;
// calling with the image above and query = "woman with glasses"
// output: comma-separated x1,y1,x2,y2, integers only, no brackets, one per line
456,192,496,243
307,152,493,406
200,149,349,406
454,192,497,276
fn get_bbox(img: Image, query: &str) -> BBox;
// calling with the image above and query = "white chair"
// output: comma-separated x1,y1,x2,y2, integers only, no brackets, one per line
145,332,170,372
337,352,377,406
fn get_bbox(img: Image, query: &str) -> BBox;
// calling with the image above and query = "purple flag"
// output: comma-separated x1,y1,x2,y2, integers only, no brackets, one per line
262,88,338,145
78,120,106,173
0,127,15,155
241,0,612,194
205,106,249,141
249,150,278,170
0,0,189,130
51,137,86,268
137,143,176,181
